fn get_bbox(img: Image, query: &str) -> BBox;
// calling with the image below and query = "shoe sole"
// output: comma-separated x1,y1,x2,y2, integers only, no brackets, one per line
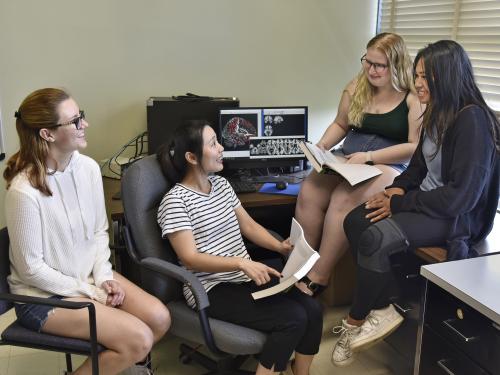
351,316,404,352
332,354,355,367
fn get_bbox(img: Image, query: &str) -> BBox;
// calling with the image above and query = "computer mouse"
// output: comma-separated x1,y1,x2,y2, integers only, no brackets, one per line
275,181,288,190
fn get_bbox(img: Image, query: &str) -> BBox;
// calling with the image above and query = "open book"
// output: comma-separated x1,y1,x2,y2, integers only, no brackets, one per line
251,218,320,300
299,141,382,186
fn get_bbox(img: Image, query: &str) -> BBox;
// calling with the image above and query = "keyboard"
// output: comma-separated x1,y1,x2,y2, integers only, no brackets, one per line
228,179,258,194
248,175,302,184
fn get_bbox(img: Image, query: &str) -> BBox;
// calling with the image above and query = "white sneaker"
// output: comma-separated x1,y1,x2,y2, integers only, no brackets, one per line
331,319,361,367
350,304,403,351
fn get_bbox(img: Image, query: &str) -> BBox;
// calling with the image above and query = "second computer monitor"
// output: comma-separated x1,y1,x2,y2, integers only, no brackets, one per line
219,106,307,170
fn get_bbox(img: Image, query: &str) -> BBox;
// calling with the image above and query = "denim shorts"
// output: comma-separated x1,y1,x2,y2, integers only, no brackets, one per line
14,295,64,332
339,130,407,173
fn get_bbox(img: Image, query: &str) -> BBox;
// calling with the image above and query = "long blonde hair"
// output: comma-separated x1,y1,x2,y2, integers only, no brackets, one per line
3,88,70,196
349,32,414,127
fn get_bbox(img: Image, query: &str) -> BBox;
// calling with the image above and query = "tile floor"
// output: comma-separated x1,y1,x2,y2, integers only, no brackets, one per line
0,305,409,374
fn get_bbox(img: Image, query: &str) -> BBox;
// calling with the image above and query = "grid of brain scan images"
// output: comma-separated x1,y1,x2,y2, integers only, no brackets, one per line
219,107,306,159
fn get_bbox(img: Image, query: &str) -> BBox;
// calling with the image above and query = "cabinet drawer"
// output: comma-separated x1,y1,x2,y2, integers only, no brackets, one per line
391,254,423,319
419,327,488,375
384,255,424,371
425,283,500,374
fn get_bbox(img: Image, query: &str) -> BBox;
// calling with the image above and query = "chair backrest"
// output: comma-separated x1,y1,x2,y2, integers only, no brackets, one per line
121,154,183,302
0,228,13,314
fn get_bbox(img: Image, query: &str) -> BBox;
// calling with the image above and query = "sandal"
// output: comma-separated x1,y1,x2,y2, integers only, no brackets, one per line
297,276,327,297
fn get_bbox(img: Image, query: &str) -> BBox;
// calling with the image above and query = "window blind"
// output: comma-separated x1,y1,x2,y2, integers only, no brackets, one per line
378,0,500,110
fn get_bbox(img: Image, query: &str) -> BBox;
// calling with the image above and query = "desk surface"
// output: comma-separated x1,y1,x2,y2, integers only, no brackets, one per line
421,255,500,325
103,177,297,218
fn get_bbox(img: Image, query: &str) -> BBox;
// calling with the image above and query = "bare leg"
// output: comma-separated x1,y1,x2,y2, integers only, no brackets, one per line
300,165,400,289
292,353,314,375
42,273,170,375
113,271,171,343
295,170,343,249
255,363,277,374
43,298,153,375
254,352,314,375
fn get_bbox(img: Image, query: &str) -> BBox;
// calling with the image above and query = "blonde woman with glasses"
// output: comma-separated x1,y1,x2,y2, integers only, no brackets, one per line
295,33,424,296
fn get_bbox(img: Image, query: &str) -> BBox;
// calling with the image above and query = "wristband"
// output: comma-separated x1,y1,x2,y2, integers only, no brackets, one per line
365,151,374,165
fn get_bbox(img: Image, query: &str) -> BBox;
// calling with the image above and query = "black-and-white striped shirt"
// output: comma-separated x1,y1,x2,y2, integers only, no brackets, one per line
157,175,251,308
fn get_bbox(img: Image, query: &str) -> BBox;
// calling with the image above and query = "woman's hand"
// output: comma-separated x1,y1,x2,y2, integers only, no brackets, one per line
316,141,329,151
238,259,282,286
277,238,294,256
101,280,125,307
365,188,405,223
344,152,368,164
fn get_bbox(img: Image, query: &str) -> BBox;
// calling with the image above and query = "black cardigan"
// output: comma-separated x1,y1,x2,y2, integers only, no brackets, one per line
388,105,499,260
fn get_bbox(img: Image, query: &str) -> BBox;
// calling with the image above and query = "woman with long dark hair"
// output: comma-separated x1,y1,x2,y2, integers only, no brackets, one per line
331,40,500,367
157,121,323,375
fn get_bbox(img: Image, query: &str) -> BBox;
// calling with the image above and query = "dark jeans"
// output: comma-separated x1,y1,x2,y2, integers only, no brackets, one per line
14,295,64,332
206,267,322,372
344,203,454,320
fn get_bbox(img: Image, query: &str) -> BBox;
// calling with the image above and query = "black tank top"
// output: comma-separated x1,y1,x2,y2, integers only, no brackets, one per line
353,91,410,142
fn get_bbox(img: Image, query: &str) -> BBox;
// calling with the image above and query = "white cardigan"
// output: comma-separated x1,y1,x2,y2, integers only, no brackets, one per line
6,152,113,304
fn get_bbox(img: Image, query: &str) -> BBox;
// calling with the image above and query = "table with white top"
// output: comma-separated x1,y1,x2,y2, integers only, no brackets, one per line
415,255,500,375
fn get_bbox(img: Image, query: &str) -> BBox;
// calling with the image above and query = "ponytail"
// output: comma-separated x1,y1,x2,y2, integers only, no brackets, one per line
156,120,208,183
157,140,181,183
4,88,70,195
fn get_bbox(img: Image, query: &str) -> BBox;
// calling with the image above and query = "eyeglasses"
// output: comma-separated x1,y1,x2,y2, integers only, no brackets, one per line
360,55,388,73
53,110,85,130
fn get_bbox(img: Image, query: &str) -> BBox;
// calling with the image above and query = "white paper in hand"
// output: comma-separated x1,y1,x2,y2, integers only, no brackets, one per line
251,218,320,299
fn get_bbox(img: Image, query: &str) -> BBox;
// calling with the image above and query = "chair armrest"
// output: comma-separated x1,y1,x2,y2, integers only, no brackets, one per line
0,291,100,370
0,293,94,309
139,258,226,354
140,257,210,310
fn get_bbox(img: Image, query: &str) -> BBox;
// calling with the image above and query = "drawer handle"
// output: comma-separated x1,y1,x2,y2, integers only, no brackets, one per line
443,319,479,342
393,302,412,314
437,359,456,375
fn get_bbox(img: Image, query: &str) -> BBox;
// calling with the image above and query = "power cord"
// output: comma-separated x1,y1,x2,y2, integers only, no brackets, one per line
100,131,148,178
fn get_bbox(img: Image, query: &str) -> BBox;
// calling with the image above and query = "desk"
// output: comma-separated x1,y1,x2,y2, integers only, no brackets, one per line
416,256,500,374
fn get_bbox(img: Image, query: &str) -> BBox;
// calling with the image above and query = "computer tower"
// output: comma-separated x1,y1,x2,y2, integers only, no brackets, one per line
146,96,239,154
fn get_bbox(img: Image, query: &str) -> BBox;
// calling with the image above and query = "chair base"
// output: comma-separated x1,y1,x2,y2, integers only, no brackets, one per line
179,343,254,375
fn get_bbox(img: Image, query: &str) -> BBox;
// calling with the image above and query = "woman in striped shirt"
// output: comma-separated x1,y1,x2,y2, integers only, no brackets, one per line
157,120,323,375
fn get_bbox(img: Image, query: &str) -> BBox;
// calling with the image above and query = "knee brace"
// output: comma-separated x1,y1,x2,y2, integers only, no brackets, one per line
357,218,409,273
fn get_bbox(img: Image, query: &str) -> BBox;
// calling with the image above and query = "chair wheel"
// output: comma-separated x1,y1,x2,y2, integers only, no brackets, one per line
179,353,192,364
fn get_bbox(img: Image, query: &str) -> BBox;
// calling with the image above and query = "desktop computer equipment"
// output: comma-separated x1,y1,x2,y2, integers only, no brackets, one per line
147,95,239,155
219,106,308,192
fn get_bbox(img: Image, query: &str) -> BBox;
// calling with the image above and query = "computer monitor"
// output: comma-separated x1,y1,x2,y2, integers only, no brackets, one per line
147,96,239,154
219,106,307,173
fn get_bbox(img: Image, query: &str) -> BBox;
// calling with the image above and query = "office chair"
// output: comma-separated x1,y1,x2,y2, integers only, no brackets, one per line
120,154,269,375
0,227,105,375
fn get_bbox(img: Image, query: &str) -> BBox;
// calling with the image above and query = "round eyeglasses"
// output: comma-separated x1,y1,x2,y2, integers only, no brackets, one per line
360,55,388,73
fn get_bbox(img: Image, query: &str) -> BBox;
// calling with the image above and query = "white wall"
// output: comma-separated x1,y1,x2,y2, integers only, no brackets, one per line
0,0,377,227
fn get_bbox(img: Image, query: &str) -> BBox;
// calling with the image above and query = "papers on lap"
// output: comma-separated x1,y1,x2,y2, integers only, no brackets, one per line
299,141,382,186
251,218,320,300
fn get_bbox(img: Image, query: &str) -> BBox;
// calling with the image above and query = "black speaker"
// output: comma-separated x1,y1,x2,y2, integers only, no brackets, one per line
146,96,239,154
